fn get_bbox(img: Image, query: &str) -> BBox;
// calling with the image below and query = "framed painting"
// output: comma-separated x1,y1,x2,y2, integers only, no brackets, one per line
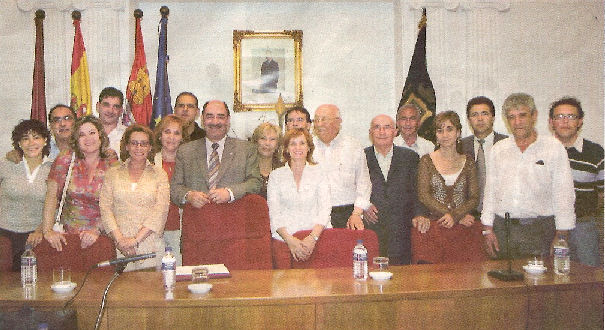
233,30,303,112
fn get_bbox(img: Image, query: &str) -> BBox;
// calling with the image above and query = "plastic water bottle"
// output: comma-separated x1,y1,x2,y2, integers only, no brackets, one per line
553,235,570,275
21,244,37,287
353,239,368,280
161,247,176,291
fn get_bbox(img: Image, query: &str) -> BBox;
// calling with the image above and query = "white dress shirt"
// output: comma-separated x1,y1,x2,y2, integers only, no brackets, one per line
205,136,227,165
313,133,371,210
203,136,234,201
374,146,393,180
107,122,127,155
394,135,434,156
267,163,332,240
481,134,576,230
473,131,497,166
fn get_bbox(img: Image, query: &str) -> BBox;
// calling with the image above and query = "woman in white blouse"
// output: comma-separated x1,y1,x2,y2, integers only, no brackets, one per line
267,128,331,261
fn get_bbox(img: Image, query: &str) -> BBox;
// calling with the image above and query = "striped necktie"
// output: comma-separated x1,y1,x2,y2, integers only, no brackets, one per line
208,143,220,190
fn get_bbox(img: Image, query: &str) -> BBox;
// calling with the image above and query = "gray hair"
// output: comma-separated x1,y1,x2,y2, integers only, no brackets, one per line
502,93,537,115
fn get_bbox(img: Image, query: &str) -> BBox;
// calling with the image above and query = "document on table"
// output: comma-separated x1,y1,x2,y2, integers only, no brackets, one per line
176,264,231,280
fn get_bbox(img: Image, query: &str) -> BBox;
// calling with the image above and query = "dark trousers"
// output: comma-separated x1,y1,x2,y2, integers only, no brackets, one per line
330,204,354,228
493,215,555,259
0,228,31,272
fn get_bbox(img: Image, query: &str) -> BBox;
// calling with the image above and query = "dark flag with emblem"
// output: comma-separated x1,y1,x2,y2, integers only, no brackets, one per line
398,8,436,142
150,6,172,129
126,9,152,126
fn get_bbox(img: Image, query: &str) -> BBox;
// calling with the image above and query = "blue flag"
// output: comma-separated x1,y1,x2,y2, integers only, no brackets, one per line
151,14,172,129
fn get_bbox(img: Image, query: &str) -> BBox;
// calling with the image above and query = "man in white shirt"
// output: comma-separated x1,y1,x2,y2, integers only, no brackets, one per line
394,103,434,156
312,104,371,230
481,93,575,259
96,87,126,156
460,96,508,215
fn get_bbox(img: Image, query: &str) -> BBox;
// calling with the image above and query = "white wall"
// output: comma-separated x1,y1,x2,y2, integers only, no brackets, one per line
0,0,602,153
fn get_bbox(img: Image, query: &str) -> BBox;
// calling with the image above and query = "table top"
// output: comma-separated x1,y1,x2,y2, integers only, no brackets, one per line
0,260,601,308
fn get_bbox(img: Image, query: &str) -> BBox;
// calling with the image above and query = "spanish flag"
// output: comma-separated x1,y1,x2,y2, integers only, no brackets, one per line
70,11,92,118
127,9,152,126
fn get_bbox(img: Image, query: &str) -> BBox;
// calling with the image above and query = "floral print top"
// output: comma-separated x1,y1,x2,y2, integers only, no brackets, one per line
48,152,118,233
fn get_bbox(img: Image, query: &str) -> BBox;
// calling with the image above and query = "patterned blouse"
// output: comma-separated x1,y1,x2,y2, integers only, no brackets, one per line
48,152,118,233
417,154,479,222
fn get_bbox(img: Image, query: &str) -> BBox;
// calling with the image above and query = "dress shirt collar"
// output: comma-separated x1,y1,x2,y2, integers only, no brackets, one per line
205,136,227,162
475,131,495,144
316,132,343,149
373,144,393,160
569,134,584,153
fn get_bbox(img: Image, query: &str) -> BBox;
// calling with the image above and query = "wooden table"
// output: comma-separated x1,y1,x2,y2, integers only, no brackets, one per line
0,260,602,329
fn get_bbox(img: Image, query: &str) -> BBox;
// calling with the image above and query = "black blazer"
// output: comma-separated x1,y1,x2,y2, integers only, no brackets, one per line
461,132,508,160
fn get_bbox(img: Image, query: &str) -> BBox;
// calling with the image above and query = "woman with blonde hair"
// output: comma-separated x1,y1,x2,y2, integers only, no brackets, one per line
251,122,283,198
153,114,186,265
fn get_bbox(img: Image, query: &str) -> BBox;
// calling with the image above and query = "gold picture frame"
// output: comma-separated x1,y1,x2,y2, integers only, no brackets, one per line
233,30,303,112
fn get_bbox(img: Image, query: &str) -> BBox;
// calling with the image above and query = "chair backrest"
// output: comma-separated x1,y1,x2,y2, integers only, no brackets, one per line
0,235,12,272
289,228,380,269
33,234,116,271
411,221,487,264
181,194,273,270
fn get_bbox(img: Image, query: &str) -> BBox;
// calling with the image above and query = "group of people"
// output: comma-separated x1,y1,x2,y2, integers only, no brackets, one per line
0,88,602,272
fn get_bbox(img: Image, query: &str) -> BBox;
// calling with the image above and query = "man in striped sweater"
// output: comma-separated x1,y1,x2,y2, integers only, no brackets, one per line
549,97,603,266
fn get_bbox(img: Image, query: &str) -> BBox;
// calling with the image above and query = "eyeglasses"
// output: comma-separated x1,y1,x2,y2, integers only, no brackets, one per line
129,140,150,147
286,117,306,123
553,114,579,121
51,115,75,123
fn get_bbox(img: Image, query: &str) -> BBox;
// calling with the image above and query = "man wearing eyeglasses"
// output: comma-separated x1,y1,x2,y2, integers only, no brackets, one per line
174,91,205,141
312,104,371,230
461,96,507,216
171,100,261,207
96,87,126,155
549,97,603,266
285,106,312,131
481,93,575,259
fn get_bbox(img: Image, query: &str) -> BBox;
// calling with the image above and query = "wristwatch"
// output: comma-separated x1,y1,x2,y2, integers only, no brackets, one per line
482,229,493,236
309,233,319,241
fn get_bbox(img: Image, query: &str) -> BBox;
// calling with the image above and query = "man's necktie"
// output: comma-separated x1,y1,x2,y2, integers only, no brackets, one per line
208,143,220,190
477,138,486,212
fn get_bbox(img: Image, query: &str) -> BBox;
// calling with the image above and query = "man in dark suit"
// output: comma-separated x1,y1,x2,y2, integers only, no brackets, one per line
170,100,261,207
460,96,507,215
363,114,427,265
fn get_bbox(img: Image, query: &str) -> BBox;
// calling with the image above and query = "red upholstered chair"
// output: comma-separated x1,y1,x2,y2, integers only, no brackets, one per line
0,235,12,272
181,194,273,270
33,234,116,271
411,221,488,264
272,228,380,269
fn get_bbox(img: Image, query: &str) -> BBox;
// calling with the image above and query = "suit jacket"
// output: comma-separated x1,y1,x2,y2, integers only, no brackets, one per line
170,137,261,205
461,132,508,160
364,145,422,265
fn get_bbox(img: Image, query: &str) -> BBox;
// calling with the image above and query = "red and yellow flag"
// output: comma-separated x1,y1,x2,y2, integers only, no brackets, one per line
127,10,152,126
70,11,91,118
